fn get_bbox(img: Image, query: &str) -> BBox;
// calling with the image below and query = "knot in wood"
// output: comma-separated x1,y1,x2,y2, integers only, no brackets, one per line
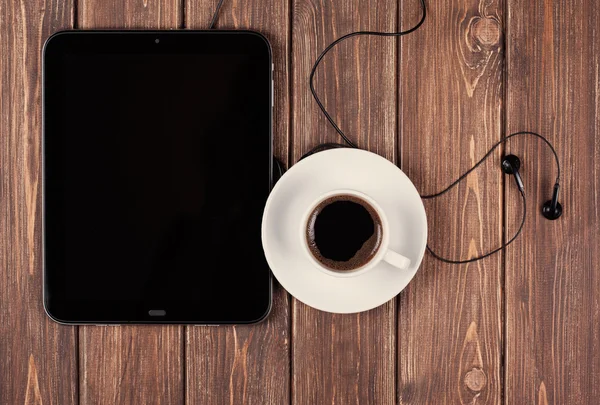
472,17,501,46
464,368,487,392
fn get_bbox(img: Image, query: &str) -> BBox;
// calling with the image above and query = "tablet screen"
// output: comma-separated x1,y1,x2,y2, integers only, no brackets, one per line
43,32,272,323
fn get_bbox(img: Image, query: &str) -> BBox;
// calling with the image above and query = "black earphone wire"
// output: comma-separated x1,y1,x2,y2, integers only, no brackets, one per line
308,0,427,149
209,0,225,29
300,0,426,159
421,131,559,263
304,0,561,264
209,0,561,264
427,189,526,264
420,131,560,199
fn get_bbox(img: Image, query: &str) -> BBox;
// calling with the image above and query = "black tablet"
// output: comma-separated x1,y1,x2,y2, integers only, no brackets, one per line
43,31,272,324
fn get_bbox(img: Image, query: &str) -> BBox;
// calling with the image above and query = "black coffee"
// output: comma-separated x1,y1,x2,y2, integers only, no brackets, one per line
306,194,383,271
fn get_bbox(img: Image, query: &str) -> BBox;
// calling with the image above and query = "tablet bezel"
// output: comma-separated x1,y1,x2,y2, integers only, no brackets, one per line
42,30,273,324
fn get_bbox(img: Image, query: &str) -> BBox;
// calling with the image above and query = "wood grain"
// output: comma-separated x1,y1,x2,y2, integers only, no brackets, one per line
185,1,290,404
0,0,77,404
77,1,184,405
505,0,600,403
185,291,289,405
80,326,183,404
398,0,504,403
3,0,600,403
79,0,182,29
291,0,397,403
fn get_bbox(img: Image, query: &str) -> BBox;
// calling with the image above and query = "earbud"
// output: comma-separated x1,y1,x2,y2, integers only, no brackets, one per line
501,154,524,192
542,183,563,220
502,154,563,221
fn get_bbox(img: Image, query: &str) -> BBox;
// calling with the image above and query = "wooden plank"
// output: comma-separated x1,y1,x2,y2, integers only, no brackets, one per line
291,0,397,403
0,0,77,404
184,1,290,404
185,292,289,405
79,0,182,29
398,0,504,403
77,2,184,405
505,0,600,403
80,326,183,404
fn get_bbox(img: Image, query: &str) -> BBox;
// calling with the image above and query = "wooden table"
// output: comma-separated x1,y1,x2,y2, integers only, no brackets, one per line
1,0,599,403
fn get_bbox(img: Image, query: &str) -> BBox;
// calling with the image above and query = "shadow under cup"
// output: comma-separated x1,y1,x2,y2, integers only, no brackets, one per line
305,193,384,272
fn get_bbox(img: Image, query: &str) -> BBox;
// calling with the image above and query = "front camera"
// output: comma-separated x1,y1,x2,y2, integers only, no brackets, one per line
155,38,160,44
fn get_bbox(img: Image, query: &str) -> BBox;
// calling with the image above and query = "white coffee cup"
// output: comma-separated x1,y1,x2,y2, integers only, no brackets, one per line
300,189,411,278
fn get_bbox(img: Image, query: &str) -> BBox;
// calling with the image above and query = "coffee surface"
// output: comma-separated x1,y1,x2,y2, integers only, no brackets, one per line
306,194,383,271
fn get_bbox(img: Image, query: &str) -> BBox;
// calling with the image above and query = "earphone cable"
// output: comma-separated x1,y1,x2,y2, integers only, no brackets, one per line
426,189,526,264
209,0,225,29
308,0,427,148
420,131,559,263
420,131,560,199
300,132,559,264
305,0,561,263
210,0,560,264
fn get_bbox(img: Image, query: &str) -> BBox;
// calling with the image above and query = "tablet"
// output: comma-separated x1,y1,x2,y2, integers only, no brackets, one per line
43,31,272,324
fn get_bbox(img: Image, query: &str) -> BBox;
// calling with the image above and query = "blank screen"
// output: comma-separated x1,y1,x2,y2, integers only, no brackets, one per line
44,33,271,322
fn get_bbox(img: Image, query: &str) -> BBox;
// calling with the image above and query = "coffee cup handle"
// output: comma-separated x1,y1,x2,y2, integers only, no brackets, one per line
383,249,411,270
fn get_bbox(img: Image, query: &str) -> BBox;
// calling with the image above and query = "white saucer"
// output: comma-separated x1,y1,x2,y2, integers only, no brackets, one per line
261,149,427,314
